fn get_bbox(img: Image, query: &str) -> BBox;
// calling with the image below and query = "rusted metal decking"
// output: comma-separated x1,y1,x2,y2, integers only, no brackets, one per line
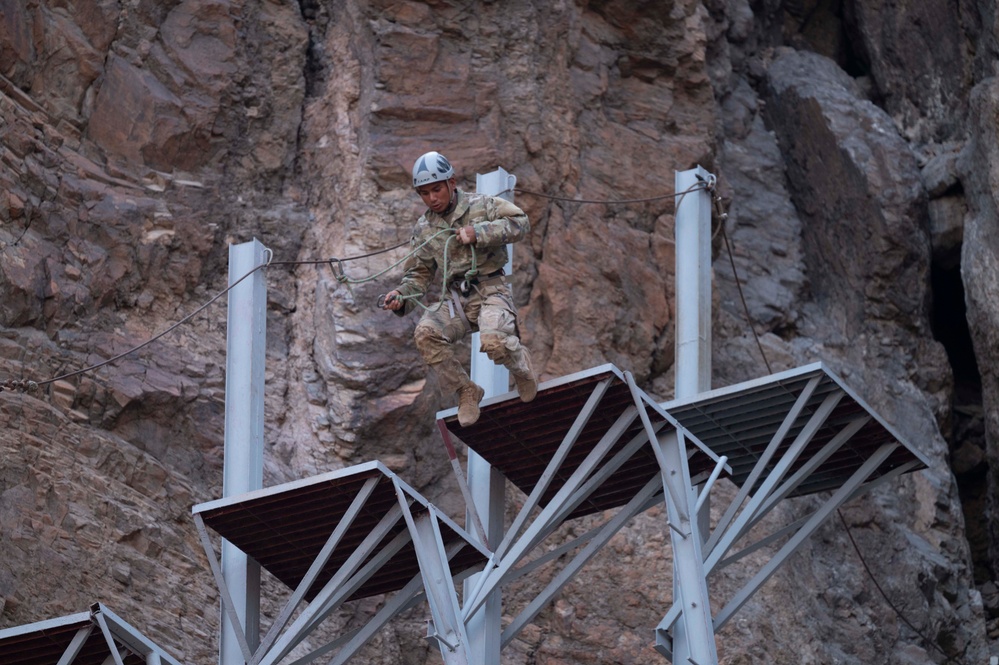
440,363,929,514
438,364,723,520
0,604,181,665
192,461,488,602
660,361,931,497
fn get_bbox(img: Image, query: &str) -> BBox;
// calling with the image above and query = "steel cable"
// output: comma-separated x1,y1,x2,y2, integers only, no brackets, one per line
718,194,963,664
1,181,706,391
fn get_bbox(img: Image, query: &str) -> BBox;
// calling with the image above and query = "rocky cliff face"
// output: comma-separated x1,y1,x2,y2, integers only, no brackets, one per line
1,0,996,663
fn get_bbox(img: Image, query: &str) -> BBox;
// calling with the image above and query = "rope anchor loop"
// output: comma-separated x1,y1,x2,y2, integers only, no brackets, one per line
1,379,39,394
328,258,348,283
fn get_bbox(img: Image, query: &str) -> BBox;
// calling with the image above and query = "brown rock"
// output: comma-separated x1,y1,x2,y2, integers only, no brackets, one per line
0,2,994,665
7,191,25,218
86,55,199,170
764,50,931,340
960,76,999,587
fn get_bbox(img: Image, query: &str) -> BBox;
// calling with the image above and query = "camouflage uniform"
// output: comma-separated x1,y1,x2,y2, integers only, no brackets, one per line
393,189,533,398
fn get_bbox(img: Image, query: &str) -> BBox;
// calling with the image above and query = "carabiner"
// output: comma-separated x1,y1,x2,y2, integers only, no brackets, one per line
378,293,401,309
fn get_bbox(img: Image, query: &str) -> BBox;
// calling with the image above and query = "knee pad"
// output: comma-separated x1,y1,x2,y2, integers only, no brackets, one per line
479,333,507,362
414,324,442,354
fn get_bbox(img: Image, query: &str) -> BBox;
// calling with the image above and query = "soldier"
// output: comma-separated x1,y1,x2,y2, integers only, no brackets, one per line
382,151,537,426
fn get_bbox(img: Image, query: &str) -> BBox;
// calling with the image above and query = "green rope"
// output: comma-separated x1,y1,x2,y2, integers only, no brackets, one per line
403,232,480,312
334,227,480,312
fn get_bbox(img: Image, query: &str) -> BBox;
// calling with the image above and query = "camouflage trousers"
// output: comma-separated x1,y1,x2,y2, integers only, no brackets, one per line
413,282,531,397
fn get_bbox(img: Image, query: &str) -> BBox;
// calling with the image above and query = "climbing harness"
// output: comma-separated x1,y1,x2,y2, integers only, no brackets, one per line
445,270,509,334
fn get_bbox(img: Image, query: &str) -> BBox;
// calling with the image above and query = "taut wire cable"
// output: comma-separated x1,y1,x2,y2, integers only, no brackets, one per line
0,253,275,394
1,180,709,393
717,191,963,664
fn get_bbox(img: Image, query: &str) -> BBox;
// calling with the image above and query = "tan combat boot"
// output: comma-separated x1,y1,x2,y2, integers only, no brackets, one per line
512,348,538,403
457,382,485,427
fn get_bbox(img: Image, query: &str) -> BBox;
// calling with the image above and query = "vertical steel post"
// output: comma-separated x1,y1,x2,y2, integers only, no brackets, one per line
463,167,517,665
470,167,517,397
672,166,717,664
220,239,268,665
675,166,713,400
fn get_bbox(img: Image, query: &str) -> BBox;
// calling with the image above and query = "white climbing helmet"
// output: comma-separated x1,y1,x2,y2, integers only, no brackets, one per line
412,151,454,188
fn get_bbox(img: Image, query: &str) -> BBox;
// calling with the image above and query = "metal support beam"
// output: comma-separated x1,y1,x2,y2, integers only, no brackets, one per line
395,481,471,665
463,405,643,619
259,503,407,665
252,477,379,664
705,389,844,567
221,239,269,665
328,538,474,665
85,605,185,665
501,477,664,646
712,443,898,630
438,421,489,547
56,626,93,665
461,422,656,626
655,415,911,646
733,414,867,545
628,372,717,665
673,166,716,663
705,375,822,555
327,578,426,665
464,167,518,665
93,613,126,665
528,425,663,548
494,377,614,561
280,528,417,651
193,513,254,663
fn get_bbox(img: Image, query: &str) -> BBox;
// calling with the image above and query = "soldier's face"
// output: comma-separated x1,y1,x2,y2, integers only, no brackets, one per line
417,179,454,213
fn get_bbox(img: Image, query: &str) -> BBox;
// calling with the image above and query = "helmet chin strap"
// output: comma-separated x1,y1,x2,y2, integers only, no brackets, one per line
443,181,457,215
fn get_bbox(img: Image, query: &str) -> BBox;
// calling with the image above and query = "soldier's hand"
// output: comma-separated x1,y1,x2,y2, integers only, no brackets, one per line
457,225,477,245
381,290,404,311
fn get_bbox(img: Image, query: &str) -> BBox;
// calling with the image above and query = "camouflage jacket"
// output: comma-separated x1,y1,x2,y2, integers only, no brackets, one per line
393,189,530,311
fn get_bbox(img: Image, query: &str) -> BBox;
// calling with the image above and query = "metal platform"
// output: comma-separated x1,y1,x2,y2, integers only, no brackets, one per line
193,461,487,602
438,364,729,657
441,363,928,509
661,362,931,497
438,364,723,520
439,362,931,662
652,362,931,658
191,361,933,665
0,603,182,665
192,461,490,665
